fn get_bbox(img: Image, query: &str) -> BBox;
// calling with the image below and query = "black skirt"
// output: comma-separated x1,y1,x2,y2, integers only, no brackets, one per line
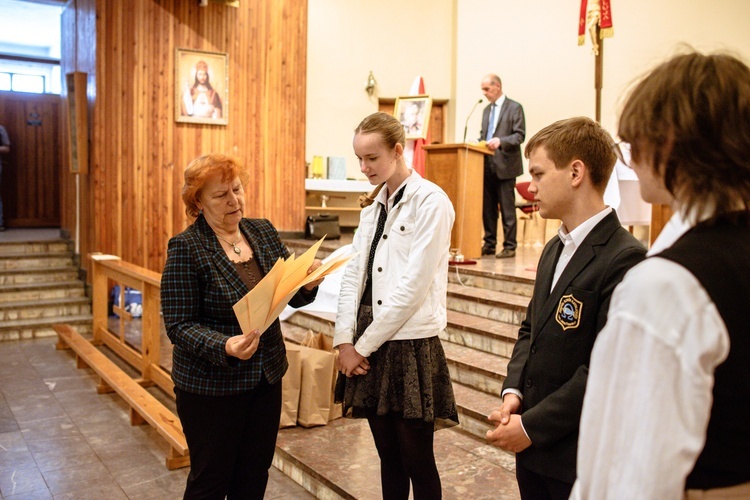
334,304,459,431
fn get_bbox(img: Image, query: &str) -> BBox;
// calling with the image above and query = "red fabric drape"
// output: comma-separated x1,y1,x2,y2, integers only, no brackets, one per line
411,77,430,176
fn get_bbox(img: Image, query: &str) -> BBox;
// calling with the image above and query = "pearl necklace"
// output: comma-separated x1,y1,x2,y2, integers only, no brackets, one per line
217,233,242,255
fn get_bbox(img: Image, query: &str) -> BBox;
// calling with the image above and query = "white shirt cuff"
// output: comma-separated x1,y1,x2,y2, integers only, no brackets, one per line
501,388,523,401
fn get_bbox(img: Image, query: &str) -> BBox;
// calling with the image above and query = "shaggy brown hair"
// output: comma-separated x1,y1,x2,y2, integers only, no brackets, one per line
618,51,750,216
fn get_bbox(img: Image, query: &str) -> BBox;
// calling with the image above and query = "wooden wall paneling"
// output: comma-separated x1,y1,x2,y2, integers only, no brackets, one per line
259,0,307,231
59,0,309,275
650,204,673,246
60,2,75,238
0,92,61,227
80,0,96,277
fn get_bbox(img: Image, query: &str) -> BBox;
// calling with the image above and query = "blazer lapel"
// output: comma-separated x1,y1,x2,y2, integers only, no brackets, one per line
495,98,510,130
241,220,277,274
531,238,563,340
195,215,248,297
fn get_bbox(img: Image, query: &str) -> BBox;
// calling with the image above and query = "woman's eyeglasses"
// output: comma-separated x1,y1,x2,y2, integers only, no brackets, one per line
613,141,631,168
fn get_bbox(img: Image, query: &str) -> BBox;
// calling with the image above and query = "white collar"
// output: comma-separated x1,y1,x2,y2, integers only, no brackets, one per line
647,211,693,256
375,169,419,208
558,207,613,248
491,94,506,110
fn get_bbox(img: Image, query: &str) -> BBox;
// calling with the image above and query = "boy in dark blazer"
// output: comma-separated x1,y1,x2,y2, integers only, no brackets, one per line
485,117,646,499
479,74,526,258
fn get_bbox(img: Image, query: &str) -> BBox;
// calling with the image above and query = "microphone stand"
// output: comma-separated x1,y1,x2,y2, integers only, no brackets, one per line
462,98,484,143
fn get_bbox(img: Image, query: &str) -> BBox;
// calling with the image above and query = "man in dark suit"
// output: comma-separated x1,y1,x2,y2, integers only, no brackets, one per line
485,117,646,499
479,74,526,258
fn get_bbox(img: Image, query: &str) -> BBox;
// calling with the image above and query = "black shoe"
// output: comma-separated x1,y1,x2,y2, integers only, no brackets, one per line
496,248,516,258
481,246,496,256
0,226,5,232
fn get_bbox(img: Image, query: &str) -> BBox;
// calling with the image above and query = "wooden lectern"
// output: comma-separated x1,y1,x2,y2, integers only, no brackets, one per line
423,143,492,259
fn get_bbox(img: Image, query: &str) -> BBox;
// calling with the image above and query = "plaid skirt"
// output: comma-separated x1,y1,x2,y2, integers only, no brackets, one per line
334,304,459,431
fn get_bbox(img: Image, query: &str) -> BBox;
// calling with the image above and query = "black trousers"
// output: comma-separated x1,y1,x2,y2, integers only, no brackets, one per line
516,461,573,500
175,377,282,500
482,163,517,251
367,413,441,500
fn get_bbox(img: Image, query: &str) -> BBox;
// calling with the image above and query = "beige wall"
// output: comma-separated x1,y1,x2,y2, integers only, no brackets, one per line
306,0,455,179
308,0,750,180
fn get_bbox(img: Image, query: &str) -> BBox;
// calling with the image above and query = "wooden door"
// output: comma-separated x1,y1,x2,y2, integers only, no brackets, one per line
0,91,61,228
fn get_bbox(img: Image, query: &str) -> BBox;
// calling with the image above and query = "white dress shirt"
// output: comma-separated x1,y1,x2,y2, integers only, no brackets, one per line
551,207,612,292
571,212,730,500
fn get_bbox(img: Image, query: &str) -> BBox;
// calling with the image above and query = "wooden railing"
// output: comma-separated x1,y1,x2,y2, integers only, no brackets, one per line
89,253,174,396
53,254,188,469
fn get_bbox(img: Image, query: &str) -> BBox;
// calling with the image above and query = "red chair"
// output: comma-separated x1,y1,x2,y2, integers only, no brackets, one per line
515,181,546,245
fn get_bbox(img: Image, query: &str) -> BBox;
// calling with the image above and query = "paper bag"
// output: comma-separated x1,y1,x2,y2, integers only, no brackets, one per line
279,342,302,428
297,331,342,427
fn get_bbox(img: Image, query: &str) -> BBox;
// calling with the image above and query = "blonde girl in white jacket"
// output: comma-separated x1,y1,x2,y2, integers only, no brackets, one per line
334,112,458,500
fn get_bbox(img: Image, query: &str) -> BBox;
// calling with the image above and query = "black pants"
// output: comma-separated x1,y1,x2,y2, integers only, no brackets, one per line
516,461,573,500
367,413,441,500
175,377,282,500
483,164,517,251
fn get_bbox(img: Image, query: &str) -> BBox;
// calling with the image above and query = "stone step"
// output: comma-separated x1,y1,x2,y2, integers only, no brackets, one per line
285,307,520,359
0,265,79,285
274,414,519,499
0,314,93,341
443,341,507,397
448,264,535,297
0,296,92,322
281,317,509,422
452,381,504,441
284,237,343,260
285,309,336,336
442,309,518,358
281,321,317,344
0,239,70,256
0,280,86,303
0,252,74,271
447,282,528,327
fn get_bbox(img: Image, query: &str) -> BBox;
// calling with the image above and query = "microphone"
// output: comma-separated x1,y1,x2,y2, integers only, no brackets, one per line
463,99,484,143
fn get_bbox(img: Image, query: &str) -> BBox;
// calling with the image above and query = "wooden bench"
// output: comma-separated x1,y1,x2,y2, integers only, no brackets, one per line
53,323,190,470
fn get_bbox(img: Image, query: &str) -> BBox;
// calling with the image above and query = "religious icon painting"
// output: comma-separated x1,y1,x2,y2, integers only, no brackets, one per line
175,48,228,125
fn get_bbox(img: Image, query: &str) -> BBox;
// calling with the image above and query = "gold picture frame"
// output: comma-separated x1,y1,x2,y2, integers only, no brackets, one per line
393,95,432,140
175,48,228,125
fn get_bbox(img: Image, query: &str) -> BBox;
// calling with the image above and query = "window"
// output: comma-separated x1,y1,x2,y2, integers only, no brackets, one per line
0,0,62,94
0,71,46,93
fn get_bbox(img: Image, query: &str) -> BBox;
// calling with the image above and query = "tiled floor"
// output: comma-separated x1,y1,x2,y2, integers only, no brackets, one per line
0,338,314,499
0,225,650,499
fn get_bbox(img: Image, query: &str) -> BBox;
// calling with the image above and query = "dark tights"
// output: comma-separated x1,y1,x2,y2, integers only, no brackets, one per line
367,413,441,500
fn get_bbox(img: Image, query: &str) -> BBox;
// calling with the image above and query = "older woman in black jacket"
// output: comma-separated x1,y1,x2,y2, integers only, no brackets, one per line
161,154,321,499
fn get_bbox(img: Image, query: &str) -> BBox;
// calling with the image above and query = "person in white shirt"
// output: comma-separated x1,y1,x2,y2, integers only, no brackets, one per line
333,111,458,499
486,117,646,499
572,51,750,499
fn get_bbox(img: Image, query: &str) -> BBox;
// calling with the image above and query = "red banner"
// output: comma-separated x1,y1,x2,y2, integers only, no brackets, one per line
578,0,614,45
411,77,429,177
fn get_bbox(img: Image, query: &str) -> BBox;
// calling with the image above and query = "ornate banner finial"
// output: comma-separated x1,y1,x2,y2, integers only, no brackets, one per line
578,0,614,56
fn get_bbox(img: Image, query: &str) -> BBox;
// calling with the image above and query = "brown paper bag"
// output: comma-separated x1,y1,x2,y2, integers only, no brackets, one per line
297,331,342,427
279,342,302,428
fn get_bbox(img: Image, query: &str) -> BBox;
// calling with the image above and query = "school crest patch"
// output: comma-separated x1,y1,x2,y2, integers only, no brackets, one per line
555,294,583,330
